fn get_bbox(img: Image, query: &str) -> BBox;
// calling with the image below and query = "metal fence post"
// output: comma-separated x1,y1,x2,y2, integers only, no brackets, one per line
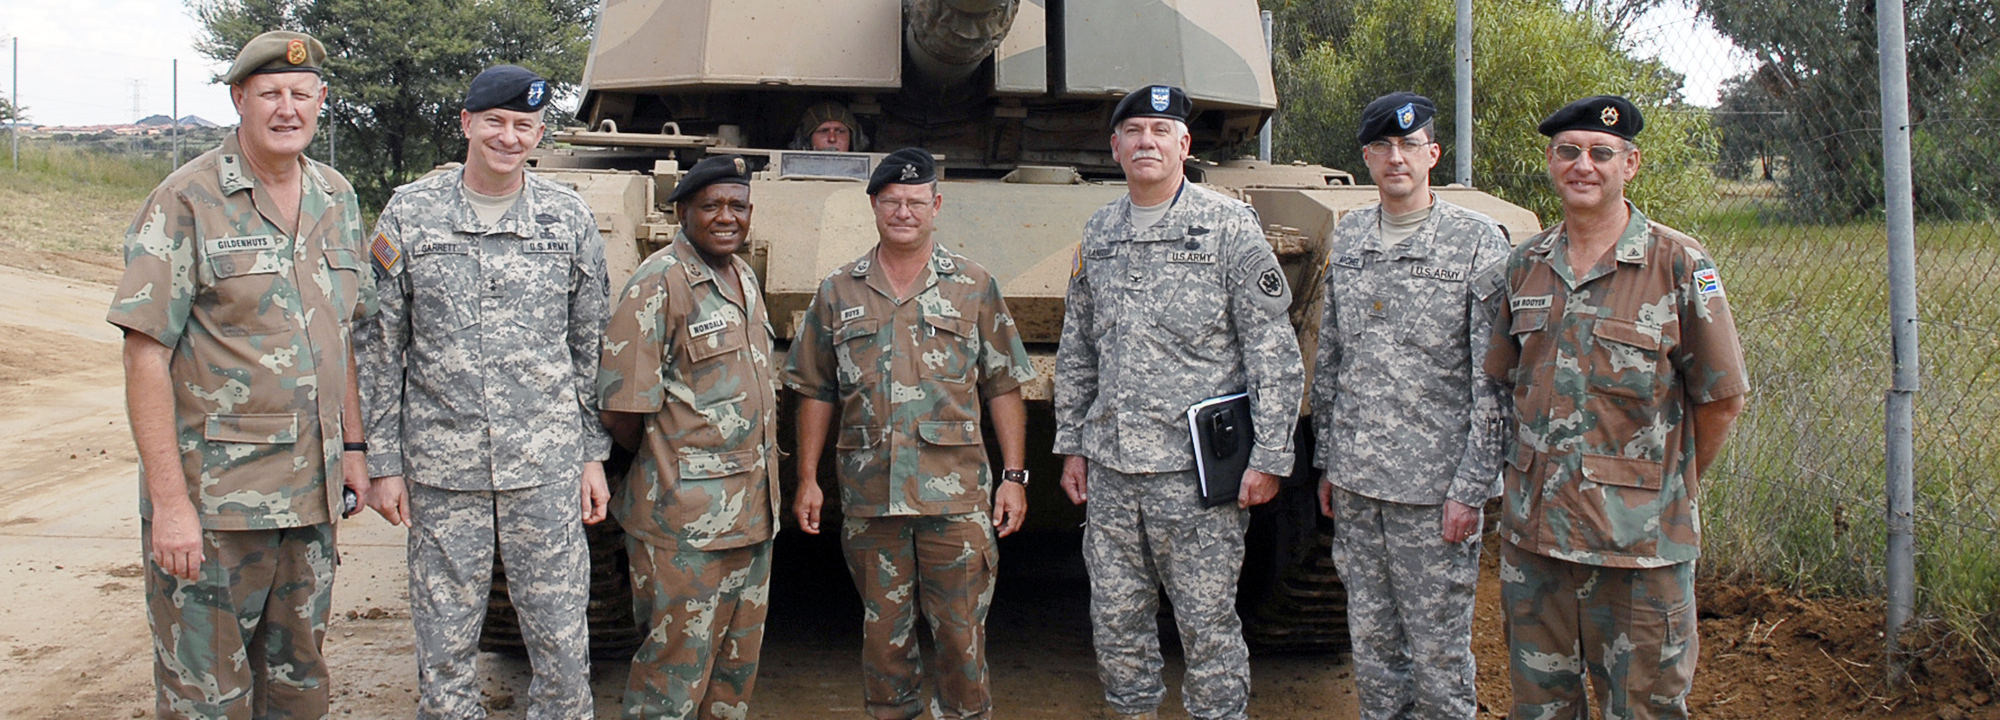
1453,0,1472,186
1875,0,1919,685
1259,10,1273,163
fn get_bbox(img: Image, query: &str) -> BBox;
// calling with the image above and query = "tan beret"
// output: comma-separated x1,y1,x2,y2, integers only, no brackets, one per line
221,31,327,86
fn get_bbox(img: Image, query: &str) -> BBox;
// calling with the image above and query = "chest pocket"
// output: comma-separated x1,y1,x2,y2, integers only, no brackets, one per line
919,314,977,383
203,237,292,337
506,240,575,338
1586,317,1663,401
1155,255,1227,340
408,241,478,335
834,319,881,388
323,247,366,321
1508,310,1549,387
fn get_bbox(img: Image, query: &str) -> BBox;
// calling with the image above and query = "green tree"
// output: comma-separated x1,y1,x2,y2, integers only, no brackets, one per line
1712,72,1785,182
1266,0,1717,226
1696,0,2000,220
0,96,24,124
190,0,595,206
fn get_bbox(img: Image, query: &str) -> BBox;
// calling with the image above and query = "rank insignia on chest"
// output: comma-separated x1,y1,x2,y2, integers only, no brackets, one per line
1257,267,1285,297
371,233,402,272
1168,250,1216,264
1410,265,1467,282
1330,255,1363,270
1694,267,1724,297
688,316,729,338
840,306,866,323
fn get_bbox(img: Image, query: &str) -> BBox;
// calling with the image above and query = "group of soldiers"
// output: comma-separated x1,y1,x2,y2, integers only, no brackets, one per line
113,26,1745,720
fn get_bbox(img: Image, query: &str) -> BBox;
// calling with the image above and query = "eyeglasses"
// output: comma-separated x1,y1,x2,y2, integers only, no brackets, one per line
1550,143,1629,164
1363,139,1432,157
875,198,934,213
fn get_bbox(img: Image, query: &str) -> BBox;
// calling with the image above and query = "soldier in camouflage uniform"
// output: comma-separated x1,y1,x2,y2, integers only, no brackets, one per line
109,31,371,719
598,155,781,720
356,65,612,720
784,148,1035,720
1311,93,1511,720
1053,86,1304,720
1485,96,1747,720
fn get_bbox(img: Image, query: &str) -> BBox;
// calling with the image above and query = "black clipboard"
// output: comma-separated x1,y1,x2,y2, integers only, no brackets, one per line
1187,392,1252,508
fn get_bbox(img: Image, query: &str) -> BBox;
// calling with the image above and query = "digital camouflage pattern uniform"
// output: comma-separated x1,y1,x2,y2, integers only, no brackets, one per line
1053,180,1304,720
598,233,783,720
1311,197,1511,720
1485,203,1747,720
107,134,372,719
783,243,1035,720
358,168,612,720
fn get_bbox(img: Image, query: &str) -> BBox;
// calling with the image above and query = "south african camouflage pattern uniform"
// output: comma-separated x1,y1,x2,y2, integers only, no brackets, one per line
108,134,372,719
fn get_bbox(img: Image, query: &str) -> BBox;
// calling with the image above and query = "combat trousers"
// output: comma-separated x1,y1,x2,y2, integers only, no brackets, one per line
144,521,335,720
1500,541,1698,720
407,480,592,720
1325,486,1481,720
840,512,998,720
1082,464,1250,720
622,534,773,720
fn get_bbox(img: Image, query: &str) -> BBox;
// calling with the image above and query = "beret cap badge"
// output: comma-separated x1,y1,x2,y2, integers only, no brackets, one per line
1150,86,1171,112
285,39,307,65
1600,107,1620,126
1396,103,1416,130
899,163,920,181
733,157,746,175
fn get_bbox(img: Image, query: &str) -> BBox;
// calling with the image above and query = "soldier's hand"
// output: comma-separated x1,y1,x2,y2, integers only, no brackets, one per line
1060,455,1088,505
1317,475,1335,519
1441,499,1481,544
581,461,610,525
150,499,206,582
993,481,1027,538
369,475,410,527
794,479,825,535
341,450,371,518
1238,469,1280,509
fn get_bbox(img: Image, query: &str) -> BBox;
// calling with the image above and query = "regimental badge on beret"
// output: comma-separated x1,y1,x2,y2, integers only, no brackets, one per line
286,39,307,65
1538,95,1643,140
1396,103,1416,130
1600,106,1619,126
867,147,937,195
1355,92,1435,146
1112,84,1193,128
733,157,746,175
1151,86,1171,112
899,163,919,181
525,80,547,109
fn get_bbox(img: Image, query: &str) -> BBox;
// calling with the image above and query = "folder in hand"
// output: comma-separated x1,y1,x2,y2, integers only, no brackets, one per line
1187,392,1253,508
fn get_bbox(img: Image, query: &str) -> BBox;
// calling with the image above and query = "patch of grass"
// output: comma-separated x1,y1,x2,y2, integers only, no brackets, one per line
1688,199,2000,673
0,141,172,257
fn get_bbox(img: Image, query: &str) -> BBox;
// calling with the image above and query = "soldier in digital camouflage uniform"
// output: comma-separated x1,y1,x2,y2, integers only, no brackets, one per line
784,148,1035,720
1485,96,1747,720
598,155,781,720
109,31,370,720
1310,92,1511,720
1053,86,1304,720
356,65,612,720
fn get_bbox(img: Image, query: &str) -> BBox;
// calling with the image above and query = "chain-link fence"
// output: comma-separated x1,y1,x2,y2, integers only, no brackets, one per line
1263,0,2000,667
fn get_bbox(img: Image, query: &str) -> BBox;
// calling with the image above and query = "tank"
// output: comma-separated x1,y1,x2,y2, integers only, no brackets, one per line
479,0,1542,657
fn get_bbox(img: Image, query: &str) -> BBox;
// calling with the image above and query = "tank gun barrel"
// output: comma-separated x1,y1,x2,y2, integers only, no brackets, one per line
904,0,1018,89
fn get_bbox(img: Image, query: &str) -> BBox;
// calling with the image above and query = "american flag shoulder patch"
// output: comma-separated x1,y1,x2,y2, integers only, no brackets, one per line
371,232,402,273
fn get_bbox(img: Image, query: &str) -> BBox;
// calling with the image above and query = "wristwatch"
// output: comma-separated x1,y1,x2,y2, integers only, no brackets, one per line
1001,468,1029,486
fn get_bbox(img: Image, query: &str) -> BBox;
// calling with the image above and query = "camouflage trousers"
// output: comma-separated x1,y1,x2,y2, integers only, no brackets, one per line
407,480,592,720
840,512,998,720
1500,541,1698,720
1082,464,1250,720
1325,486,1482,720
144,521,336,720
623,534,772,720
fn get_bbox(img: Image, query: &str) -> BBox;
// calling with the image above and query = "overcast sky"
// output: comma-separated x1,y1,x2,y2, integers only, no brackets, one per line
0,0,1754,128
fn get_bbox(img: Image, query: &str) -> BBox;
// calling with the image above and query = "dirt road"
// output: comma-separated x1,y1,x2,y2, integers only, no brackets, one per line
0,264,1362,718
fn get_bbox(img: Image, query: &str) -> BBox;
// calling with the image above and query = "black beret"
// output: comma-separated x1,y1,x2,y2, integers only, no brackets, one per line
1538,95,1643,140
867,148,937,195
1110,85,1193,129
667,155,753,204
1356,92,1435,145
221,31,326,86
464,65,551,113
